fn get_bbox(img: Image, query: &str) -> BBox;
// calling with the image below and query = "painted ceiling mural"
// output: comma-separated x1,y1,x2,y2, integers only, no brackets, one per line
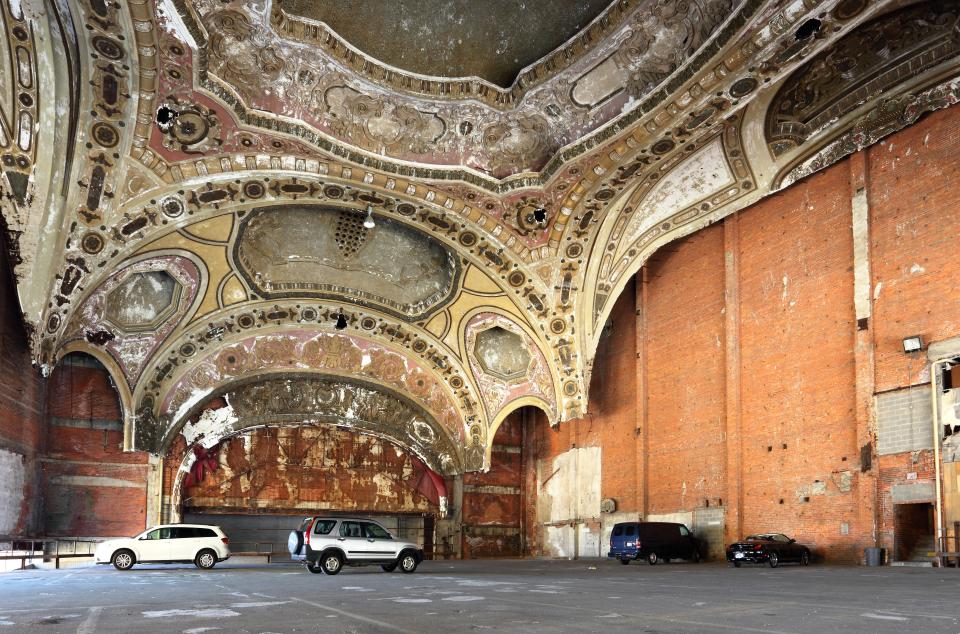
2,0,960,472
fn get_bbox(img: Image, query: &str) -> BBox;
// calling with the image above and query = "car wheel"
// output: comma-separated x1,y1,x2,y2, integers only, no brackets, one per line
398,552,419,574
733,561,742,568
112,549,135,570
321,552,343,575
620,558,630,565
647,552,659,565
800,550,810,566
691,549,701,563
195,549,217,570
381,563,397,572
768,552,779,568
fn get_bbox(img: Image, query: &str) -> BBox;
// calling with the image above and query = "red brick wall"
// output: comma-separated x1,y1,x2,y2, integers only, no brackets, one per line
645,226,726,514
0,232,45,536
869,108,960,392
42,358,150,537
863,107,960,559
737,164,862,562
463,414,523,557
522,104,960,563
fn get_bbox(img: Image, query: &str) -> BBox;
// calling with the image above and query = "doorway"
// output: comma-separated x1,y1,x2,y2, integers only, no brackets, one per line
894,502,935,562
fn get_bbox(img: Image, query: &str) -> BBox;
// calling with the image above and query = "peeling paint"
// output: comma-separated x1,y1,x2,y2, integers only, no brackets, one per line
181,402,238,449
0,449,26,534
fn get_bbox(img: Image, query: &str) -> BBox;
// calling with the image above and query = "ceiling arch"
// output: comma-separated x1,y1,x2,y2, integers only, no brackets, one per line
166,374,463,475
7,0,960,450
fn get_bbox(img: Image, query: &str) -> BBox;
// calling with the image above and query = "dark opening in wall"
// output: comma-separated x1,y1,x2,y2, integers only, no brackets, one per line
795,18,821,40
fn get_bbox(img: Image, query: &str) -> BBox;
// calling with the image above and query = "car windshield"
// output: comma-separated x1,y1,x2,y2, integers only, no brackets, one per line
746,534,789,542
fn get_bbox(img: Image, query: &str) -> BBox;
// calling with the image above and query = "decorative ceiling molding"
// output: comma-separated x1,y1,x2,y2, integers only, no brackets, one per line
766,1,960,158
60,254,205,387
135,327,480,461
269,0,633,104
164,0,758,186
214,375,463,475
7,0,960,454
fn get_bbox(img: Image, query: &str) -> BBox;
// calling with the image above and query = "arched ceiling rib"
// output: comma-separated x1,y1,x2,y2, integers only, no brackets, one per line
3,0,960,471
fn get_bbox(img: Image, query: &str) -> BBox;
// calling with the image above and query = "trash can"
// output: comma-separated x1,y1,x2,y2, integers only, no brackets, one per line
864,547,885,566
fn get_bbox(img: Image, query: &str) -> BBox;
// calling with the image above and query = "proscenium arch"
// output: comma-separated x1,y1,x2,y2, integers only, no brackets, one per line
133,325,477,462
161,372,463,475
135,299,483,430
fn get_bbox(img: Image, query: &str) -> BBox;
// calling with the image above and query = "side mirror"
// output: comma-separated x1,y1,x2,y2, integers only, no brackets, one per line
789,538,796,543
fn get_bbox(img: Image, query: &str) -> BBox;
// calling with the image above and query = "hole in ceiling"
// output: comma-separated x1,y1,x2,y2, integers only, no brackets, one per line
156,104,179,131
533,208,547,224
335,311,348,330
795,18,821,40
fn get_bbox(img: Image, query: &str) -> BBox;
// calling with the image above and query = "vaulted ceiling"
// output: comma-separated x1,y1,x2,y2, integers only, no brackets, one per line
2,0,959,473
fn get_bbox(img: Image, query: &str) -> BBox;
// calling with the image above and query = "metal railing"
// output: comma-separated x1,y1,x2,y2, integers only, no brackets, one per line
936,522,960,567
226,542,295,563
0,538,100,570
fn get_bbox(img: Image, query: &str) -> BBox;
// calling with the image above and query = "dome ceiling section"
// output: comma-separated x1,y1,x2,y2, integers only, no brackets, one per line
278,0,616,89
176,0,741,179
233,205,462,321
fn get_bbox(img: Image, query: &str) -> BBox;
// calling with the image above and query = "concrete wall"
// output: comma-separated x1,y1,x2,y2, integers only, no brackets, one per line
877,387,934,456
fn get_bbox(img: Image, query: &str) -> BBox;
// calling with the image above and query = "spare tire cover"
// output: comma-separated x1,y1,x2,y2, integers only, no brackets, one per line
288,530,304,555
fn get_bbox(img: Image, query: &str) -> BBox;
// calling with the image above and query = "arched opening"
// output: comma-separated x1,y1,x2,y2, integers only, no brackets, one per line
158,378,455,559
169,424,443,560
43,352,151,537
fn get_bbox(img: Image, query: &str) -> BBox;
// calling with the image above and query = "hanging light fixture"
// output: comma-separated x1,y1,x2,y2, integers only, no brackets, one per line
335,310,348,330
363,204,376,229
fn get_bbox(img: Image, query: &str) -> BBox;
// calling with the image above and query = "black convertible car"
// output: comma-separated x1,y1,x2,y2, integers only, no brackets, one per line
726,533,811,568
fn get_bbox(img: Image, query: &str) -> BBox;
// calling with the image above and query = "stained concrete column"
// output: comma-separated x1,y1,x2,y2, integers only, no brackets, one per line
849,150,879,549
723,213,744,544
635,267,649,517
144,454,163,529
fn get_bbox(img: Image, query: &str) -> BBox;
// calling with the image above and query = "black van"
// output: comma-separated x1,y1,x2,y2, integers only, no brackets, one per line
608,521,702,565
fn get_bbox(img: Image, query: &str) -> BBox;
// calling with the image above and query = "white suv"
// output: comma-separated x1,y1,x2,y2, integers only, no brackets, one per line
288,517,423,575
94,524,230,570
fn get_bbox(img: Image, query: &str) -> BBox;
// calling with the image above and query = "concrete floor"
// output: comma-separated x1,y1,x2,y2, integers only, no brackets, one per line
0,559,958,633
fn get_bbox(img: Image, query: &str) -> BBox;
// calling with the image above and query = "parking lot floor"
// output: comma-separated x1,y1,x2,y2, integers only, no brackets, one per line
0,558,958,633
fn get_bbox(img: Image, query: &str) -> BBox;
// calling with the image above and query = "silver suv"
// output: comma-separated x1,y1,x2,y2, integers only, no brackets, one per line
288,517,423,575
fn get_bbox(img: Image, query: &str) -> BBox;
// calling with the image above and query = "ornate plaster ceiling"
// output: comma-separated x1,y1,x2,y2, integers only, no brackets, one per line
2,0,960,473
278,0,615,88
